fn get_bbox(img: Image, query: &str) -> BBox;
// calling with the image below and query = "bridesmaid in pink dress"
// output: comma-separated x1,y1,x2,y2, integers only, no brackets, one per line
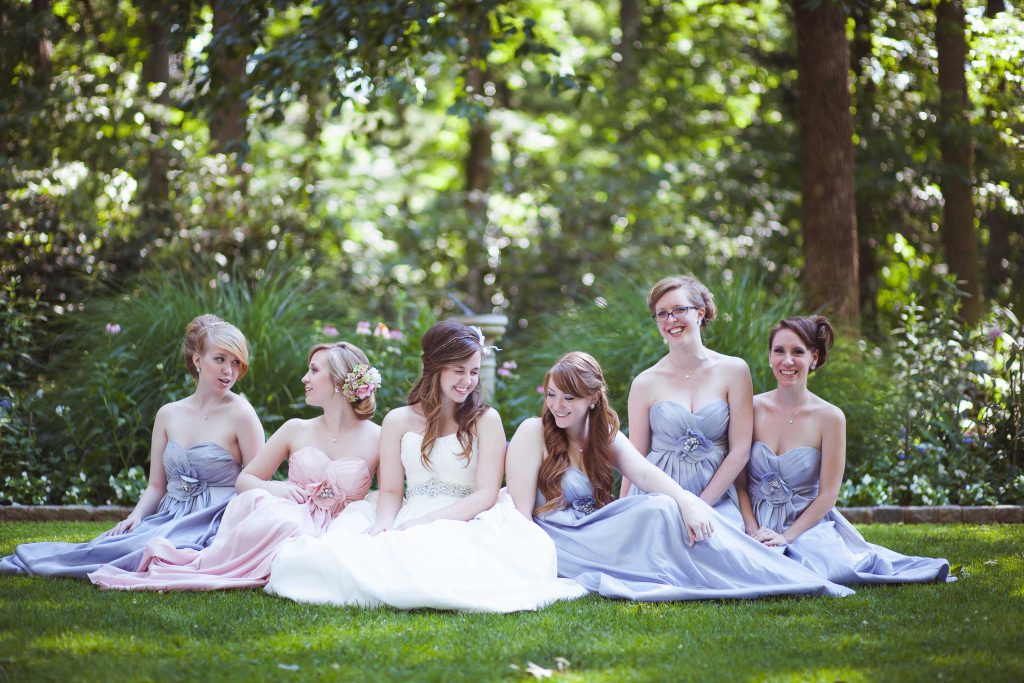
90,341,381,591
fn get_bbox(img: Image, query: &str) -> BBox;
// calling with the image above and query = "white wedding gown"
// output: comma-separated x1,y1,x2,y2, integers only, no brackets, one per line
266,431,587,612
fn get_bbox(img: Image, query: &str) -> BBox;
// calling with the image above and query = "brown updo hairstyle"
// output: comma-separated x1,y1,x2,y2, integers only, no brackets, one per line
307,341,376,420
768,315,835,372
646,275,718,328
407,320,489,467
536,352,619,515
182,314,250,380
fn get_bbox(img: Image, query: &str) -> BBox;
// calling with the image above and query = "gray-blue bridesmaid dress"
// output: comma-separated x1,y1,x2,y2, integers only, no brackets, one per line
0,442,241,579
747,441,952,584
630,399,744,529
535,467,854,600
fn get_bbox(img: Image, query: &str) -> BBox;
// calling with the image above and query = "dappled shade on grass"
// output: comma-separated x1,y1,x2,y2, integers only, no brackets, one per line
1,522,1021,682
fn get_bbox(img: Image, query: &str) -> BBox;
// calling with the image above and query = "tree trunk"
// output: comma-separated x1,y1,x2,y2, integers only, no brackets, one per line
32,0,52,74
984,206,1011,296
463,24,492,312
985,0,1006,16
209,0,250,158
936,0,982,324
795,0,860,332
618,0,642,92
139,0,170,232
851,0,878,329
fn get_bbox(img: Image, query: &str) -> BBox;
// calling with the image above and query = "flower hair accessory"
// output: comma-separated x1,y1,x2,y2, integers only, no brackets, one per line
469,325,502,356
341,364,382,402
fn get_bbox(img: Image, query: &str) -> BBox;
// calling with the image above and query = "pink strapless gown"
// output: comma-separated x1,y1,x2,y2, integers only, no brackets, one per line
89,448,371,591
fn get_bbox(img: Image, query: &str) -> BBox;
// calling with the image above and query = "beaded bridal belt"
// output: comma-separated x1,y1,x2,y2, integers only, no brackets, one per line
405,477,474,499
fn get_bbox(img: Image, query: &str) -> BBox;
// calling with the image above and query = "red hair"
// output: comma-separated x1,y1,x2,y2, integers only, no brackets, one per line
536,352,618,515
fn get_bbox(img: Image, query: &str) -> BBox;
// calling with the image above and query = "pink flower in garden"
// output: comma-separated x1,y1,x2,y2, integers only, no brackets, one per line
355,321,371,335
497,367,512,377
322,325,339,337
389,329,405,341
536,385,545,394
105,322,122,335
987,325,1004,344
373,322,391,339
502,360,517,370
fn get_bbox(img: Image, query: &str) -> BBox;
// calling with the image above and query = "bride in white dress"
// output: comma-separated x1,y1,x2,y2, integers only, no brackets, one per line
266,320,586,612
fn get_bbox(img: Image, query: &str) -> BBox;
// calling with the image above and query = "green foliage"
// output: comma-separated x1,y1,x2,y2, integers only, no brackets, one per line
2,522,1022,682
19,260,329,503
0,279,48,493
834,282,1024,505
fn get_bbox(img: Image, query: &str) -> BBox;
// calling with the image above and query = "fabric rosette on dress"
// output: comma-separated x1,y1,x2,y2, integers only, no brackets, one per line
534,467,853,601
266,432,587,612
1,442,241,579
747,442,952,585
629,399,744,529
90,448,370,591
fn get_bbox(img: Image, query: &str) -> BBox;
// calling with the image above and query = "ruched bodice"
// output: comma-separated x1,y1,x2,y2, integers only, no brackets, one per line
747,442,822,534
401,432,476,499
649,399,729,457
645,400,730,493
634,400,741,528
288,447,371,520
162,441,242,508
535,468,599,521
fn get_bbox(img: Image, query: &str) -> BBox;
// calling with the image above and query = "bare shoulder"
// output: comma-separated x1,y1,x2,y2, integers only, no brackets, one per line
157,398,187,419
629,365,661,398
478,407,503,428
360,419,383,438
381,405,417,431
819,398,846,426
752,391,773,409
513,416,544,440
275,417,310,438
226,391,259,417
714,351,751,376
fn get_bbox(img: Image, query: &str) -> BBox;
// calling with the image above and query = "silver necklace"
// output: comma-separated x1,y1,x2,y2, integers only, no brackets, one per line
681,356,706,380
786,396,809,424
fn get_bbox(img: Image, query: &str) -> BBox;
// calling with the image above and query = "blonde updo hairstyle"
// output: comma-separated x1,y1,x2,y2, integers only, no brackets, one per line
307,341,377,420
183,314,250,380
646,275,717,329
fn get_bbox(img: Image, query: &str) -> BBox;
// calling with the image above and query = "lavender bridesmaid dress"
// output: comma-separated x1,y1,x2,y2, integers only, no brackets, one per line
0,442,241,579
90,448,371,591
747,441,951,584
630,399,744,529
535,467,854,601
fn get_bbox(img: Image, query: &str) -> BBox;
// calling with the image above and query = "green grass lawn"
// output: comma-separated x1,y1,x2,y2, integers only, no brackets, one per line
0,523,1021,682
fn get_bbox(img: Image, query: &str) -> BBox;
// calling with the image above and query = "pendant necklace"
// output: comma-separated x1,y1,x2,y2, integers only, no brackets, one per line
786,396,809,425
680,355,707,380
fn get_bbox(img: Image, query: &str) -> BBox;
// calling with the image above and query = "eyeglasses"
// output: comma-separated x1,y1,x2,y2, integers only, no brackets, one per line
652,306,699,322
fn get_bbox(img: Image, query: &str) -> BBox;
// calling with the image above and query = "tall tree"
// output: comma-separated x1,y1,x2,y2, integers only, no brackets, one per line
463,19,493,312
618,0,642,92
138,0,171,234
851,0,879,327
208,0,254,158
794,0,860,331
935,0,982,323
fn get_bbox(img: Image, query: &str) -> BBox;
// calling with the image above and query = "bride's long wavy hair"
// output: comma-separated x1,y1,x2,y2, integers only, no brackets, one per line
406,320,489,468
536,352,618,515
